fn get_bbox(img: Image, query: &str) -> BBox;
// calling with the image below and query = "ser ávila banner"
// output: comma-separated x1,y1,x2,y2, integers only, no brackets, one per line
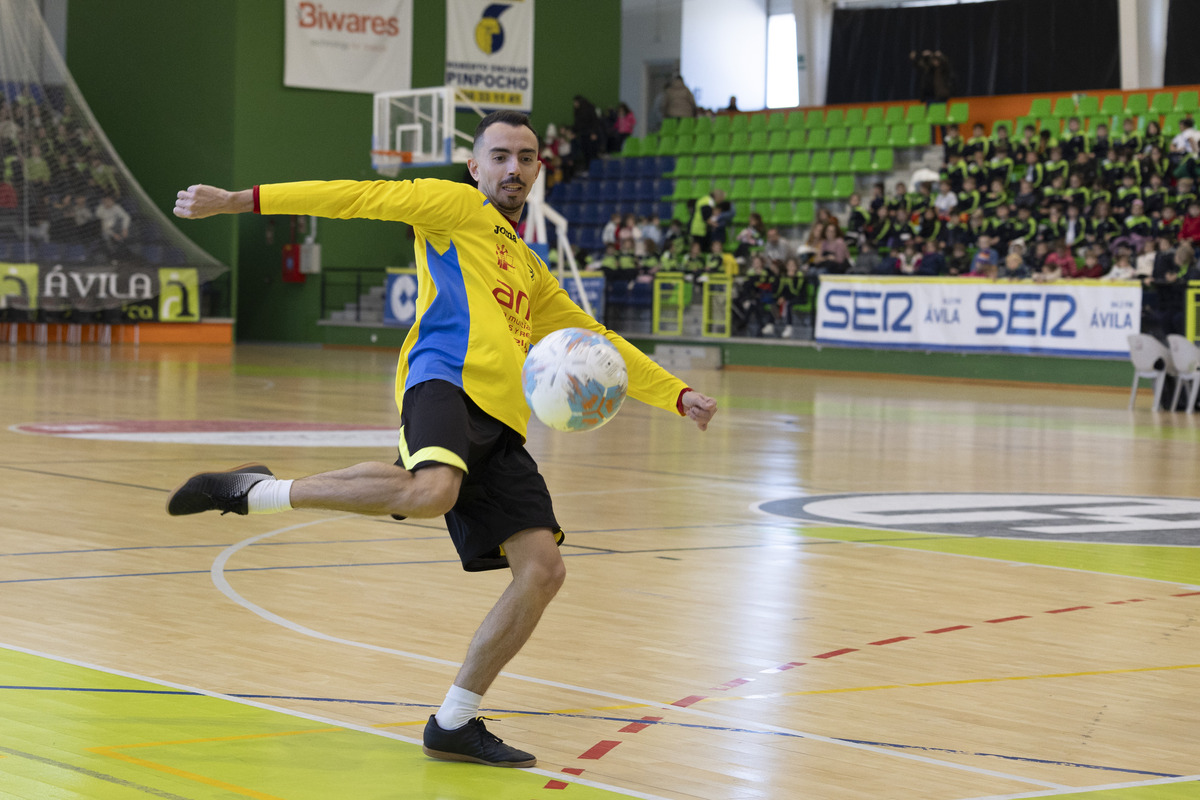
445,0,533,111
815,276,1141,358
284,0,413,94
0,263,200,322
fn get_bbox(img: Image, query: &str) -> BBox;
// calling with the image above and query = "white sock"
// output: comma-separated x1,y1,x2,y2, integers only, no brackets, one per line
247,479,293,515
434,684,482,731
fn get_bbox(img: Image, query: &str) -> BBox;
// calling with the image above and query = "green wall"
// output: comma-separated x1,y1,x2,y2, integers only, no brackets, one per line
66,0,622,341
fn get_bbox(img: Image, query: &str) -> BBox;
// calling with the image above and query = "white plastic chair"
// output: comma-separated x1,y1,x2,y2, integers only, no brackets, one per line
1128,334,1176,410
1167,334,1200,413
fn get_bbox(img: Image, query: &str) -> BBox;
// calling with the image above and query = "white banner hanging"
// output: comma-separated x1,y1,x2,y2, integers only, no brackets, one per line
284,0,413,94
444,0,534,111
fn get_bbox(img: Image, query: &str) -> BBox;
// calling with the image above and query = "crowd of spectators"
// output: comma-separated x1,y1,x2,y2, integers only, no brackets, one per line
0,84,136,261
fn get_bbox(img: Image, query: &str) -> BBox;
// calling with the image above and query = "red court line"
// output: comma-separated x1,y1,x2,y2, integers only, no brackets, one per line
562,767,585,775
986,615,1030,623
578,740,621,760
712,678,754,691
545,780,569,790
1174,591,1200,597
813,648,857,659
927,625,971,634
671,695,707,708
869,636,913,645
1046,606,1091,614
619,716,662,734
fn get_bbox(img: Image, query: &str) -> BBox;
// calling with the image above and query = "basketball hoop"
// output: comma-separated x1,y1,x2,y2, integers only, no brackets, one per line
370,149,414,178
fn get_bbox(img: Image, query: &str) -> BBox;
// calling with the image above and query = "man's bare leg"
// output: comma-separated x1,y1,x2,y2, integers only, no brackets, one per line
289,462,461,517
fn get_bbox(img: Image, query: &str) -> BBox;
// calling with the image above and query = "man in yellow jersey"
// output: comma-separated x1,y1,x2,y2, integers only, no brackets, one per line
166,111,718,769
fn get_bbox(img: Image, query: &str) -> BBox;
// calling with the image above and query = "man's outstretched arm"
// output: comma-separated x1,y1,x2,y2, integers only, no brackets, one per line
174,185,254,219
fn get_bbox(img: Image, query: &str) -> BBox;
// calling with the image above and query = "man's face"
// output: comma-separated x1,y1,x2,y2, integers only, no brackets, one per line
468,122,541,218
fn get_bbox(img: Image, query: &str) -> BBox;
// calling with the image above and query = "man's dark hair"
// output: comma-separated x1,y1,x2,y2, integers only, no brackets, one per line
473,110,541,150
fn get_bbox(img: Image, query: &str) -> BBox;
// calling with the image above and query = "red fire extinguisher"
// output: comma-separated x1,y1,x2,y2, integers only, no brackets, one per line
281,216,306,283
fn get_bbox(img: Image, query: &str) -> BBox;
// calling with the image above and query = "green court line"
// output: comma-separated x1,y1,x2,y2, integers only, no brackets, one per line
795,526,1200,585
0,647,632,800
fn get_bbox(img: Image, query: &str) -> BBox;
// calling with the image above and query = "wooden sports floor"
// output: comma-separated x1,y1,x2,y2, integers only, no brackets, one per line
0,341,1197,800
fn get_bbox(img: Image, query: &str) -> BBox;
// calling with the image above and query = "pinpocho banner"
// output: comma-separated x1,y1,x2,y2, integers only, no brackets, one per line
284,0,413,94
445,0,534,111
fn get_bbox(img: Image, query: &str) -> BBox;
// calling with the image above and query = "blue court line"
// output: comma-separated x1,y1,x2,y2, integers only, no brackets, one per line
0,685,1177,779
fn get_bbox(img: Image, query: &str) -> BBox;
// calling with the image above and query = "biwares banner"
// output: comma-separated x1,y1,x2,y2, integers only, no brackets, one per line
445,0,534,111
284,0,413,94
815,277,1141,358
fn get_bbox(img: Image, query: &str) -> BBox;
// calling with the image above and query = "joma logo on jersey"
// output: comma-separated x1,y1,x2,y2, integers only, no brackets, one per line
494,224,518,243
493,278,531,320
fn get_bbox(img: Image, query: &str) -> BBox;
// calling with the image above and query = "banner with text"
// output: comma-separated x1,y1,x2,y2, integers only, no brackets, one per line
284,0,413,94
1,263,201,322
445,0,534,111
815,277,1140,358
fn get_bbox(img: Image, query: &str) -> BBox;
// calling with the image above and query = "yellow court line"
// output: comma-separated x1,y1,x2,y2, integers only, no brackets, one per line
90,747,287,800
91,726,342,751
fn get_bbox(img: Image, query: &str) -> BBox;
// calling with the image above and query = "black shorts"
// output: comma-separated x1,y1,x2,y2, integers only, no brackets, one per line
395,379,562,572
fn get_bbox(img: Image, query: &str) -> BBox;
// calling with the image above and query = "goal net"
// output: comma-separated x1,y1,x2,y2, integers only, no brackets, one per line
0,0,226,324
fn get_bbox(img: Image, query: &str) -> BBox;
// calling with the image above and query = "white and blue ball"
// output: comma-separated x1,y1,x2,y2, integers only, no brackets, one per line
522,328,628,432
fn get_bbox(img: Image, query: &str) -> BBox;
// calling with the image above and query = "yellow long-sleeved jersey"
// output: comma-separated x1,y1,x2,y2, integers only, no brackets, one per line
257,179,688,438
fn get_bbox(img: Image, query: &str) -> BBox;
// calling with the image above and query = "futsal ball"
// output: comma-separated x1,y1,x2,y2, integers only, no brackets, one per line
522,328,628,432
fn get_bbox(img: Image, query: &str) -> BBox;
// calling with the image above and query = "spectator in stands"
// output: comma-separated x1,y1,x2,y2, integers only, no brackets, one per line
814,223,850,274
910,50,954,106
868,181,887,212
1179,200,1200,244
848,239,881,275
942,125,964,162
1090,122,1113,162
945,241,970,275
886,182,911,215
1002,239,1030,279
845,193,870,242
1142,146,1169,188
769,257,806,338
894,240,921,275
1043,146,1069,186
640,214,663,254
601,213,620,248
1063,203,1086,250
661,75,698,120
915,239,945,275
690,188,721,248
957,176,982,215
1158,204,1181,240
709,199,735,248
734,211,765,259
1104,249,1136,281
967,235,998,276
964,122,990,160
23,144,51,190
572,95,604,170
614,103,636,152
1170,117,1200,160
934,179,958,218
1175,178,1197,213
617,213,643,256
912,206,942,245
1042,239,1076,278
733,254,774,336
68,194,99,244
1059,117,1087,162
1019,150,1045,191
1143,119,1165,155
762,227,792,266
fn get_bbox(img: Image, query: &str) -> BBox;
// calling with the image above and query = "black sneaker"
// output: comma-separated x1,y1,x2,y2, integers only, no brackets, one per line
422,715,536,768
166,464,275,516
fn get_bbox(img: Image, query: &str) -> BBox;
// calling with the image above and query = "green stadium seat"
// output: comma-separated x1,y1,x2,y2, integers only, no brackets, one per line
767,152,792,176
829,150,852,174
1125,93,1149,117
746,130,770,152
728,178,753,201
669,155,696,178
846,127,869,149
906,105,927,125
908,124,932,147
766,130,789,152
693,116,713,136
731,202,752,227
887,124,909,147
749,177,774,200
1175,90,1199,113
713,154,735,175
825,108,845,128
883,106,905,125
786,110,806,129
833,174,855,198
1052,97,1077,118
785,129,807,151
711,133,734,154
1014,116,1038,134
866,126,889,148
806,128,829,149
619,136,641,157
731,114,750,135
672,201,689,222
790,151,811,173
1085,116,1109,133
748,114,768,132
1028,98,1053,117
689,133,713,155
812,176,836,199
990,119,1012,137
748,153,771,176
676,117,696,135
808,151,832,173
826,127,849,148
844,108,864,127
726,132,749,153
670,178,697,201
947,102,969,124
767,111,788,131
864,106,885,127
659,135,684,155
1077,96,1100,116
792,200,815,225
711,115,731,136
805,109,825,128
790,177,813,200
761,201,790,227
711,177,732,196
1099,95,1123,116
849,149,873,173
728,153,751,176
1151,92,1174,116
765,175,792,198
659,119,679,138
1163,112,1187,136
870,148,894,172
690,155,714,177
